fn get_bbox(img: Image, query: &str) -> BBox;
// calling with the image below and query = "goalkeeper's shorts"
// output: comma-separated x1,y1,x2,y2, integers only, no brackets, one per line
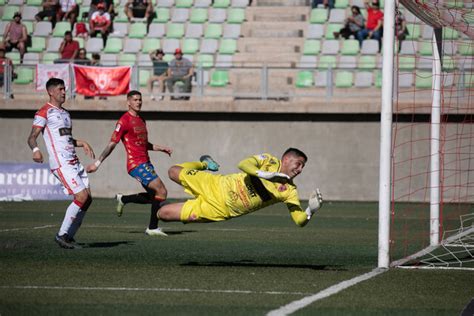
178,168,229,222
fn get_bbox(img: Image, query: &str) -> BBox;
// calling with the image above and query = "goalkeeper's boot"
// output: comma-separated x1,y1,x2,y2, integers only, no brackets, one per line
54,234,75,249
199,155,220,172
115,193,125,217
145,227,168,237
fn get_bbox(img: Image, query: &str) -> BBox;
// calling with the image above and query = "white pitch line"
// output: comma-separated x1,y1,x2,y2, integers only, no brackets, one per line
266,268,388,316
0,285,309,296
0,224,55,233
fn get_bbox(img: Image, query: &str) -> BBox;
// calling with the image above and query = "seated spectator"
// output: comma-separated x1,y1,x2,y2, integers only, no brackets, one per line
124,0,154,31
166,48,193,101
396,10,408,52
0,47,16,98
36,0,59,28
334,5,365,39
147,49,169,101
3,12,28,64
74,13,89,39
89,0,115,22
55,31,79,63
312,0,334,9
57,0,79,28
356,0,384,51
74,48,91,65
89,2,111,47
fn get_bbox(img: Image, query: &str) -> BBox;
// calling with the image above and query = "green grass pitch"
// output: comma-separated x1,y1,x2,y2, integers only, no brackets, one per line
0,199,472,315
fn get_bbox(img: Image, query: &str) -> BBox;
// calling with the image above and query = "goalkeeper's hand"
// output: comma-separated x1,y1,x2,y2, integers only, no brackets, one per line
256,170,290,183
305,188,323,220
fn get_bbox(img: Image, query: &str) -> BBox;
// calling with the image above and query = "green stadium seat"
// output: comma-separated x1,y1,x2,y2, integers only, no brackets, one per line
335,71,353,88
154,8,170,23
227,8,245,24
445,0,464,8
334,0,349,8
166,23,185,38
358,55,377,70
398,55,416,70
375,70,382,88
218,39,237,54
2,6,20,20
183,38,199,54
310,8,327,24
115,9,129,22
129,23,147,38
458,42,474,56
325,23,343,39
213,0,230,8
104,38,123,53
318,55,336,69
139,69,151,87
464,72,474,88
29,37,46,52
197,54,214,68
405,24,420,40
26,0,42,5
42,52,59,64
190,8,208,23
74,37,85,48
23,21,34,34
340,39,359,55
142,38,161,53
13,67,34,84
210,70,229,87
415,71,432,89
53,22,72,37
303,40,321,55
175,0,193,8
163,54,174,62
443,28,459,40
442,56,456,72
118,53,137,66
204,24,223,38
418,42,432,56
6,52,21,65
295,71,314,88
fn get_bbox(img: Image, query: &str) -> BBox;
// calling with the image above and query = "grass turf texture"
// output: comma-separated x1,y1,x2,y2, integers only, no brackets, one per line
0,200,472,315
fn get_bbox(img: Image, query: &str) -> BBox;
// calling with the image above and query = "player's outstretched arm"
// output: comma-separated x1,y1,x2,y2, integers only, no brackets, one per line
86,141,117,173
238,156,290,183
148,143,172,156
74,139,96,159
305,189,323,220
27,126,44,163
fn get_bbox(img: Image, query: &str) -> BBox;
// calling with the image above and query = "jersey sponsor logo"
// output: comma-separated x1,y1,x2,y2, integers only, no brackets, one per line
269,159,277,165
115,124,121,132
133,126,147,134
59,128,72,136
186,169,198,176
245,182,257,198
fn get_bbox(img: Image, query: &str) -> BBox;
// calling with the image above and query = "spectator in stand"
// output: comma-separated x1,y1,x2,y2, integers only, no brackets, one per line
148,49,169,101
89,2,111,47
334,5,365,40
312,0,334,9
356,0,384,51
124,0,154,31
89,0,115,23
36,0,59,28
396,10,408,52
3,12,28,64
166,48,193,101
57,0,79,28
74,48,91,65
0,47,16,98
56,31,80,63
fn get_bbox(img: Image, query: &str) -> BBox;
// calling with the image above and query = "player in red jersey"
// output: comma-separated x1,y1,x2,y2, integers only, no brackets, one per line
87,90,172,236
28,77,96,249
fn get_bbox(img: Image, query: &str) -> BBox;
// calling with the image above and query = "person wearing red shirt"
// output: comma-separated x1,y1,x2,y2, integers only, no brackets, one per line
89,2,111,47
56,31,80,62
356,0,384,51
86,90,173,236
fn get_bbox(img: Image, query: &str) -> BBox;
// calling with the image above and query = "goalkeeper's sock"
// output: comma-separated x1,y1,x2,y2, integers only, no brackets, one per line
148,198,167,229
59,200,82,236
177,161,206,170
121,193,151,204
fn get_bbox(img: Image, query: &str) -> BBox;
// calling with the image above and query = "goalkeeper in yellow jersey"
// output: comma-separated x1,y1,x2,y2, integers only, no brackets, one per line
158,148,323,227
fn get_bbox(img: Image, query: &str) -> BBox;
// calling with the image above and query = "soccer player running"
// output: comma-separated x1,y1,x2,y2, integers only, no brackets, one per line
27,78,96,249
86,90,172,236
158,149,323,226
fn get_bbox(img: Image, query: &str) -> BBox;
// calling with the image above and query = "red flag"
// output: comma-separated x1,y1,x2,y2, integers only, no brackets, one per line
73,65,131,96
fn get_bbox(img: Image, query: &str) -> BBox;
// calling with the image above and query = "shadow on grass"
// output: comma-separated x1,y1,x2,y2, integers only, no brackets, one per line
181,260,346,271
84,241,135,248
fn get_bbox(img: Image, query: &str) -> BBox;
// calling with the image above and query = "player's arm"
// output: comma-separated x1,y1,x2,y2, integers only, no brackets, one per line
287,189,324,227
27,126,44,163
73,139,95,159
238,155,290,183
86,141,118,173
147,142,172,156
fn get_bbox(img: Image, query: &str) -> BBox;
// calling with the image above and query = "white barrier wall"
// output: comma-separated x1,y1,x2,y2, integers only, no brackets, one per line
1,118,380,201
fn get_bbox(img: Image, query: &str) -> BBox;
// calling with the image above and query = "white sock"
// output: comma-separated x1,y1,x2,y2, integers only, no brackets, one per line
58,201,81,236
67,210,86,239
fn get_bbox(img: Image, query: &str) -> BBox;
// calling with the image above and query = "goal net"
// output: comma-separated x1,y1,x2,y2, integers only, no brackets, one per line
384,0,474,270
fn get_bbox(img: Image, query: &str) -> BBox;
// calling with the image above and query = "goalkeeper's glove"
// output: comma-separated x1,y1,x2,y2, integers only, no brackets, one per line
305,188,323,219
256,170,290,183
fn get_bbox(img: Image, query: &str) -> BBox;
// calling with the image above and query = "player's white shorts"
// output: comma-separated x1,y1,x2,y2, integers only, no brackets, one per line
51,163,89,195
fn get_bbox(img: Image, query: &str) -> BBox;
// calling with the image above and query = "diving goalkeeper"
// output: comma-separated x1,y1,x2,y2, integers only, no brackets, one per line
158,148,323,226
